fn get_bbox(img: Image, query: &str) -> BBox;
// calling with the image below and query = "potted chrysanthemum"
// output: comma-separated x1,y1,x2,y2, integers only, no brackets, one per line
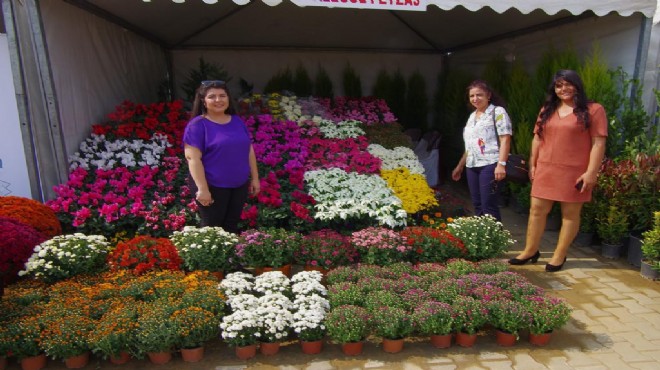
411,300,454,348
220,294,260,360
325,305,371,356
523,295,572,346
170,226,238,278
19,233,111,283
292,293,329,354
236,228,302,276
370,306,414,353
255,293,293,355
350,227,412,265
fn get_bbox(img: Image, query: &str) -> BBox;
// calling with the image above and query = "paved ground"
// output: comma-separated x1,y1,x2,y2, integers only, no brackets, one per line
5,191,660,370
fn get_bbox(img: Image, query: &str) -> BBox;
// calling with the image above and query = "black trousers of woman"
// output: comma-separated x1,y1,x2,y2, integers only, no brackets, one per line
189,178,249,234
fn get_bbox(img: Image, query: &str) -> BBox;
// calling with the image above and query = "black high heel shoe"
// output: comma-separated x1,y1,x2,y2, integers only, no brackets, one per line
545,257,567,272
508,250,541,265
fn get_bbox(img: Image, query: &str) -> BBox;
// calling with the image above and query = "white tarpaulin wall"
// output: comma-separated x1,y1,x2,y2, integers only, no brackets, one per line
3,0,657,200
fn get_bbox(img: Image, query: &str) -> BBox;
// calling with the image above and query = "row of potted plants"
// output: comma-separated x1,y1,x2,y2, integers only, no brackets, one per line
216,261,572,358
0,270,225,368
11,214,513,287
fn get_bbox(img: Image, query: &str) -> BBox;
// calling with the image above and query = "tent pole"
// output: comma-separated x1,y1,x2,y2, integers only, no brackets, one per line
2,0,68,201
633,16,652,112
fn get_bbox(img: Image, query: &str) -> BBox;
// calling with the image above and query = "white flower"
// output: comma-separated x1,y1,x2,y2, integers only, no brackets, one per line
304,168,407,227
367,144,425,174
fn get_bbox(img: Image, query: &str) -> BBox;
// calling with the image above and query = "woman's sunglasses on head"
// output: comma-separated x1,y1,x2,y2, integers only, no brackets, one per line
200,80,226,88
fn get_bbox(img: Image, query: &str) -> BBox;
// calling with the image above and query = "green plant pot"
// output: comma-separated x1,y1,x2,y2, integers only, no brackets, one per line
573,232,594,248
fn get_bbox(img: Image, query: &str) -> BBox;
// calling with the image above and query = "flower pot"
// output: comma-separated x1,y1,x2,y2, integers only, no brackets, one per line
429,334,452,349
455,332,477,348
381,338,404,353
495,330,517,347
0,356,8,370
627,235,643,267
528,331,553,346
341,341,363,356
235,344,257,360
641,260,660,280
64,352,90,369
109,351,131,365
255,264,292,278
147,351,172,365
211,271,224,281
20,354,47,370
601,242,623,259
181,346,205,363
300,340,323,355
259,341,280,356
573,232,594,248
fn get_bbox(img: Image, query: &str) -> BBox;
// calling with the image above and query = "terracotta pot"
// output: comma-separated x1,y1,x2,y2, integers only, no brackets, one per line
147,351,172,365
255,264,292,278
495,330,517,347
20,354,47,370
455,332,477,348
181,347,204,363
528,331,553,346
109,351,131,365
259,341,280,356
210,271,224,281
235,344,257,360
300,340,323,354
381,338,404,353
341,341,363,356
65,352,90,369
430,334,452,349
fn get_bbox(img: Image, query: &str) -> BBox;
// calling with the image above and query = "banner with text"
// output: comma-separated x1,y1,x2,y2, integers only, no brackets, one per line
291,0,427,11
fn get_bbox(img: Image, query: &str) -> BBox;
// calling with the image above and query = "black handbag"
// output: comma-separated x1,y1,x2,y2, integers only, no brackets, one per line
491,109,529,184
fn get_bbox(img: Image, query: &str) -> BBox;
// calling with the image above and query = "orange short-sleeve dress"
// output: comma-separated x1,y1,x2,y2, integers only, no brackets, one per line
531,103,608,203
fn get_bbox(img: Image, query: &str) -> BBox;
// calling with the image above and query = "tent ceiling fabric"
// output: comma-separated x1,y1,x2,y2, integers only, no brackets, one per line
77,0,628,53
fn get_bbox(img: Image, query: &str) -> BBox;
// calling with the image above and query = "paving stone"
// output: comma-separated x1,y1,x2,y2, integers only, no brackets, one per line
564,348,604,367
595,316,638,333
639,349,660,362
622,292,658,305
364,360,387,368
427,366,457,370
588,352,636,369
510,353,546,369
565,268,592,280
618,331,660,350
616,299,656,314
602,307,646,323
477,352,508,361
579,303,614,317
590,294,622,308
402,363,424,370
610,341,654,362
629,362,660,370
594,287,629,300
480,360,515,370
305,361,335,370
216,366,248,370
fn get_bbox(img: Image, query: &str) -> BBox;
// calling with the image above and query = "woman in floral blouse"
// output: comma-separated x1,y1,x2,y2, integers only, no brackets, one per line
451,80,513,221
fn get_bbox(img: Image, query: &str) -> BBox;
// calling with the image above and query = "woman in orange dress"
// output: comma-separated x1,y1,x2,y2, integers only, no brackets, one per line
509,70,607,272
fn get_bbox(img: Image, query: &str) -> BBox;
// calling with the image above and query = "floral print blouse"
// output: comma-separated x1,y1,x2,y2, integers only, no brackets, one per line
463,104,513,168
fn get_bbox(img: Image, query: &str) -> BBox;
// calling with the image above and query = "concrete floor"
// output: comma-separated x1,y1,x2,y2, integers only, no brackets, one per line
5,192,660,370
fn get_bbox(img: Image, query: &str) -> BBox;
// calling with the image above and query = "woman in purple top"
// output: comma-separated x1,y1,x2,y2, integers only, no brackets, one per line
183,80,260,233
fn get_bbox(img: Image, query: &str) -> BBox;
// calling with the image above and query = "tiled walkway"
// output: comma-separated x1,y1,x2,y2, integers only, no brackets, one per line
5,199,660,370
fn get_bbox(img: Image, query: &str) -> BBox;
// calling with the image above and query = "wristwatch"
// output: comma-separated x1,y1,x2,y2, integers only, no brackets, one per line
498,161,507,166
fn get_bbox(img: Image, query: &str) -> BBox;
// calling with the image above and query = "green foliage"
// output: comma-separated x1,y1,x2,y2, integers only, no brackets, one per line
342,63,362,98
372,70,392,100
534,45,579,104
642,212,660,262
447,215,515,260
579,44,617,115
361,122,412,149
481,54,510,103
595,204,629,244
370,306,414,339
314,66,334,98
405,71,429,129
325,305,371,343
432,67,474,174
293,64,313,97
606,67,651,158
180,58,230,101
264,67,294,94
580,201,597,233
389,69,407,121
506,60,539,157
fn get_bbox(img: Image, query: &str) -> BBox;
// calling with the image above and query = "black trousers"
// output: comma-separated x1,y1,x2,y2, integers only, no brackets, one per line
190,178,249,234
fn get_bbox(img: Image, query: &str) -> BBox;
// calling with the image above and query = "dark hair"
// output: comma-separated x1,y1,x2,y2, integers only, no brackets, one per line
466,80,507,109
536,69,590,139
190,80,237,117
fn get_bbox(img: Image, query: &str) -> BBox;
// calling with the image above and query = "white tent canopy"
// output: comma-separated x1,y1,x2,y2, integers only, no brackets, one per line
2,0,657,200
